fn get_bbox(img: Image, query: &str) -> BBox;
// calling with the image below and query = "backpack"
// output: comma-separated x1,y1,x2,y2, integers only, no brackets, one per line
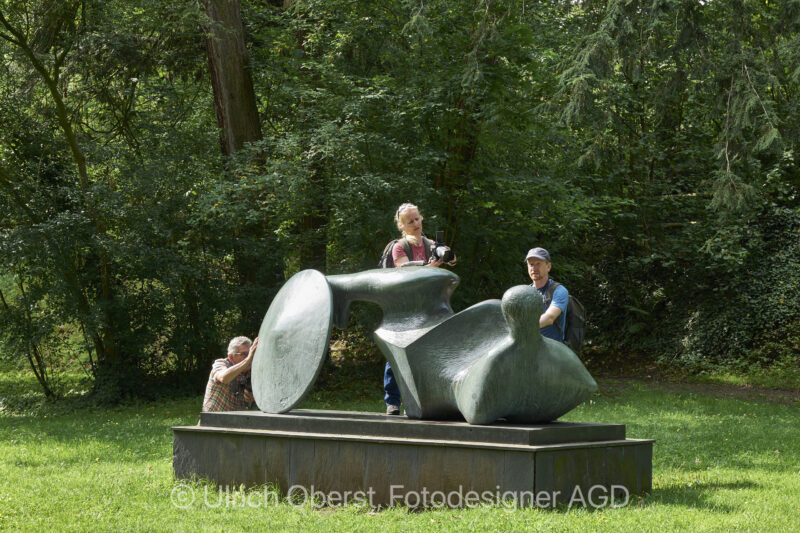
378,236,432,268
544,280,586,355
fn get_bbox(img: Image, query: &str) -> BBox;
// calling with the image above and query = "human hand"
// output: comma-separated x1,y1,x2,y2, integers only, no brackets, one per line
243,337,259,370
243,389,254,404
248,337,259,356
427,257,444,268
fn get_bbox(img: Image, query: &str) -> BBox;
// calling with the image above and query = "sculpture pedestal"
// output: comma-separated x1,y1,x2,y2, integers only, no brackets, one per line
173,410,652,508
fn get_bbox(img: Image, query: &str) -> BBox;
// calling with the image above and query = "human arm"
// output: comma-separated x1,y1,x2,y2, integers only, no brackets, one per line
214,338,259,384
539,304,563,328
539,285,568,328
393,240,410,267
392,240,443,267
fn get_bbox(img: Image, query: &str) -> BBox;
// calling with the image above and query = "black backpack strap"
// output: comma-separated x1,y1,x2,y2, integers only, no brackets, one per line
544,280,560,304
422,236,432,262
544,280,566,340
401,238,413,261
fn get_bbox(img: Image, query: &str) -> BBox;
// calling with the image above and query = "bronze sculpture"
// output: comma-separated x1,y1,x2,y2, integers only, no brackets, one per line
252,267,597,425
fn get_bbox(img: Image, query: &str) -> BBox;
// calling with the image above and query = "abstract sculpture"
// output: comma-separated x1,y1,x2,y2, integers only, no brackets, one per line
252,267,597,425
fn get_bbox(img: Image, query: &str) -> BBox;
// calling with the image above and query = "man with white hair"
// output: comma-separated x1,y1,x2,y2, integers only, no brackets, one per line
201,336,259,412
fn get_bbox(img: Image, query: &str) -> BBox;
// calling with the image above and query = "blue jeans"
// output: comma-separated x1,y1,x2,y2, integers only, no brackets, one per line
383,362,401,406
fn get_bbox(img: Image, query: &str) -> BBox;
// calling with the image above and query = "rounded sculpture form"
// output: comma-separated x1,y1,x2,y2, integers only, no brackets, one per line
251,270,333,413
452,285,597,424
500,284,540,340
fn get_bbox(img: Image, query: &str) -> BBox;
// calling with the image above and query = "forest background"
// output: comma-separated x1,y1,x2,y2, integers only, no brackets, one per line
1,0,799,402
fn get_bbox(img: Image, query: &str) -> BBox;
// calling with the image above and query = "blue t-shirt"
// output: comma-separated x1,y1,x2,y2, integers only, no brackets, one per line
534,279,568,342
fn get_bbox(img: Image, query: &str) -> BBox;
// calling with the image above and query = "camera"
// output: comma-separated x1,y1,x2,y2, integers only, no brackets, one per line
237,375,253,400
431,230,455,262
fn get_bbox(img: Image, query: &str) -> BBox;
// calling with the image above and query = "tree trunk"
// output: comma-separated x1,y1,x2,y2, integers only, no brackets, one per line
0,285,56,399
203,0,262,155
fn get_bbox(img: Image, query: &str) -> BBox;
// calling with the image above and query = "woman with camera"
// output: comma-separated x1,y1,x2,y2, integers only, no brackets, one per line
390,203,445,268
383,203,455,414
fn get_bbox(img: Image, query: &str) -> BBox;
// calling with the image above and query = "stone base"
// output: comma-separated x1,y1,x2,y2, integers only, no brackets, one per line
173,410,652,508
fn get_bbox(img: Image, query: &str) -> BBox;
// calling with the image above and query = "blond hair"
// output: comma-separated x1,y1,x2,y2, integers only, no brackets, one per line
394,203,422,233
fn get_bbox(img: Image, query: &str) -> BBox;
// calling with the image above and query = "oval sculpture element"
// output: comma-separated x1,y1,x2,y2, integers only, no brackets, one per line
251,269,333,413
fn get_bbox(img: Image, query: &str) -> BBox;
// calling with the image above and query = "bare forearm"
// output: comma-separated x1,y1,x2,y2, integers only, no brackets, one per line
539,307,561,328
215,360,250,384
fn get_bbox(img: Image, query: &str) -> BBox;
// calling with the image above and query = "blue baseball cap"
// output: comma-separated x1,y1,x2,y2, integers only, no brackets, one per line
525,247,551,262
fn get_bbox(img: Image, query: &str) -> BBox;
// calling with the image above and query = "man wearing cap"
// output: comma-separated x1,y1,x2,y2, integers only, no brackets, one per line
525,247,568,342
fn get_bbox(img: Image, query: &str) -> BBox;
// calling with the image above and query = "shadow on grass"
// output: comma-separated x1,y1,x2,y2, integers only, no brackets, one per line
648,479,759,513
569,384,800,474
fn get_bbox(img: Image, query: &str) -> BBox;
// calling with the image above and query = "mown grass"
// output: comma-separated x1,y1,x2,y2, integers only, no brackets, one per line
690,362,800,390
1,369,799,532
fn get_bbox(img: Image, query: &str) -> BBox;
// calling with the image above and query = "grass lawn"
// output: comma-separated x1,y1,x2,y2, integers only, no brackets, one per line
0,368,798,532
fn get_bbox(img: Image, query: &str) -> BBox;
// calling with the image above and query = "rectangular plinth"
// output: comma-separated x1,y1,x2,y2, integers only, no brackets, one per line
173,410,652,508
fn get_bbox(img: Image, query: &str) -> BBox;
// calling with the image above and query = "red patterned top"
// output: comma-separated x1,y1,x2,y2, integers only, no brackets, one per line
201,358,251,412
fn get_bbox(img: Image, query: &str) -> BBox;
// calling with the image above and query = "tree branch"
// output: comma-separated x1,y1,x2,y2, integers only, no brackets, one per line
742,62,775,129
0,8,90,194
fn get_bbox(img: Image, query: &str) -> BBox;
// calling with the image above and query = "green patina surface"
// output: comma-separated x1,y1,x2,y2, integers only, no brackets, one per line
254,268,596,424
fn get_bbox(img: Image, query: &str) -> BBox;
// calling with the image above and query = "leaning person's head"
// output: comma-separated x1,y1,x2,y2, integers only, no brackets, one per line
395,203,423,238
227,336,252,363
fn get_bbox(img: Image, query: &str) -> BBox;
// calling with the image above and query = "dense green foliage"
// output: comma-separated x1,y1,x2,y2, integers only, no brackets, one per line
1,0,799,399
556,0,800,371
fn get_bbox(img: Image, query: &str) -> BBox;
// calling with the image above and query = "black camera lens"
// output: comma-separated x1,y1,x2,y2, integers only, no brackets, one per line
431,230,453,262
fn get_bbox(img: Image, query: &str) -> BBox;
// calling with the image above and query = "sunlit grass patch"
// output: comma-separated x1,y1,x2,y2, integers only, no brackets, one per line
1,371,799,531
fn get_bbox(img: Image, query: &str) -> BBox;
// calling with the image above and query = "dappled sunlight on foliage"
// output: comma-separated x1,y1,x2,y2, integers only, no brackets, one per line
1,0,799,401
